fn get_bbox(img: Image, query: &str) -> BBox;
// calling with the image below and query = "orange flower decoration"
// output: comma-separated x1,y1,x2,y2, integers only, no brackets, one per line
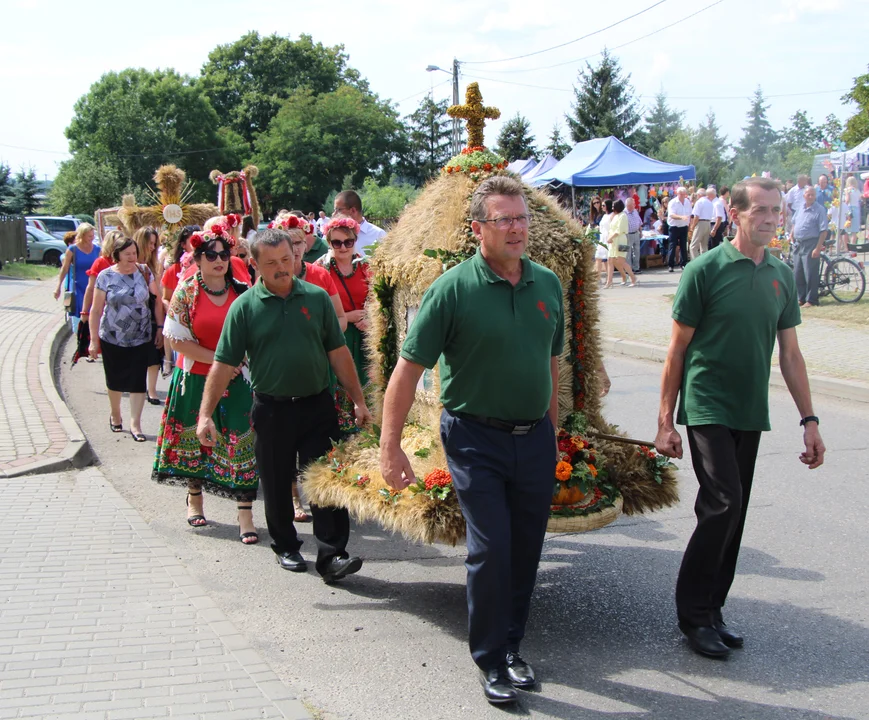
570,437,586,453
588,464,598,478
555,461,573,482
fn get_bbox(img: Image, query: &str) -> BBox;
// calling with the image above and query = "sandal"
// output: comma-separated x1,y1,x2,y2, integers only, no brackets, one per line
130,430,147,442
109,416,123,433
293,500,312,523
237,504,259,544
147,396,162,406
186,491,207,527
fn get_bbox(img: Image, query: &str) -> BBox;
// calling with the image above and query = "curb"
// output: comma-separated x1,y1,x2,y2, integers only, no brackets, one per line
604,337,869,405
0,320,93,478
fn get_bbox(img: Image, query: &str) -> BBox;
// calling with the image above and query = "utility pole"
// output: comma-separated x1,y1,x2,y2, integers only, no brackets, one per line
451,58,461,155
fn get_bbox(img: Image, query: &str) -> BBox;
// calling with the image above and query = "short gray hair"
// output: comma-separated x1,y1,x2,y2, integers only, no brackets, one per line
250,228,291,261
676,186,687,194
469,176,527,222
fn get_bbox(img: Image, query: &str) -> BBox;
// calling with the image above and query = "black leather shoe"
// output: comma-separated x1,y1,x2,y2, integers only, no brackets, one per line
680,624,730,659
505,652,536,689
714,619,744,648
276,551,307,572
321,556,363,583
479,667,517,704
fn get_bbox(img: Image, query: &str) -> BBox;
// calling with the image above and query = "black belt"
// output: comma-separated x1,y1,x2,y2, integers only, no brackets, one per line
453,412,545,436
255,390,323,404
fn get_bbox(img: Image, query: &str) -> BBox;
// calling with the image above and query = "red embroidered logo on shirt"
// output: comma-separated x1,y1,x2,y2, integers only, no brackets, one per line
537,300,550,319
301,306,311,320
772,279,780,297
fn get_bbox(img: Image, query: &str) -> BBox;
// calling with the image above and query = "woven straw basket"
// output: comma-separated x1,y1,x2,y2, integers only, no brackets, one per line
546,495,623,533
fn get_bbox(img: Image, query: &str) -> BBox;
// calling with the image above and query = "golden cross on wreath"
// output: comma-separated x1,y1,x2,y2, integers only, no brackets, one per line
447,82,501,149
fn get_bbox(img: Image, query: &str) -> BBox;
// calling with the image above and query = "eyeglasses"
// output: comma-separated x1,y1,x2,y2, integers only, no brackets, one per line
237,253,248,260
330,238,356,249
479,215,530,230
203,250,230,262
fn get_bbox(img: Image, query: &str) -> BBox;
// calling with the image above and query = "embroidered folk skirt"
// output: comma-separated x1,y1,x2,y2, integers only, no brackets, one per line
152,368,258,499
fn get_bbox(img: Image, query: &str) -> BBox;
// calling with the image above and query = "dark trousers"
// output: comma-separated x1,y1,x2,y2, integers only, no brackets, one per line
440,410,556,671
708,222,726,250
676,425,761,628
251,391,350,575
668,225,689,268
792,237,821,306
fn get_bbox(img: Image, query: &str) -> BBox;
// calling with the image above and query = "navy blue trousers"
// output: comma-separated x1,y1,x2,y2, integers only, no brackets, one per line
440,410,556,671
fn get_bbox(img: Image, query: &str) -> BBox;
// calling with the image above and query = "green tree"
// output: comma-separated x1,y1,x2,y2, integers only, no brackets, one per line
496,113,537,162
694,111,729,184
200,32,360,144
842,65,869,147
738,87,777,164
545,123,571,159
0,164,13,214
253,85,403,211
357,177,419,222
11,167,40,215
65,68,244,193
819,114,843,148
778,110,822,151
49,153,125,216
399,94,452,186
566,49,642,145
643,91,684,157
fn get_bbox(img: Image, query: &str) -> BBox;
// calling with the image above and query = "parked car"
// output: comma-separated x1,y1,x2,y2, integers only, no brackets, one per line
25,216,80,240
25,217,48,232
26,227,67,266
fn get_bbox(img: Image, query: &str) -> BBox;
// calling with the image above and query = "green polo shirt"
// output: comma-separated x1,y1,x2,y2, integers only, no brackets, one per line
673,240,801,431
214,278,345,397
303,236,328,264
400,248,564,422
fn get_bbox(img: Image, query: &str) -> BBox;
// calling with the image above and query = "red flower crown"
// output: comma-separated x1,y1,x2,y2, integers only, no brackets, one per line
268,215,312,234
190,222,236,250
223,213,242,229
323,217,360,235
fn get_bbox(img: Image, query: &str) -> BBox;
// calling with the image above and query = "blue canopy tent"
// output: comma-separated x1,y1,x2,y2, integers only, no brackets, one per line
521,154,559,182
506,158,538,176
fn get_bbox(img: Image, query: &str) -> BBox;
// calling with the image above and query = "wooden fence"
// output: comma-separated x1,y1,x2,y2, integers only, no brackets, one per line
0,215,26,266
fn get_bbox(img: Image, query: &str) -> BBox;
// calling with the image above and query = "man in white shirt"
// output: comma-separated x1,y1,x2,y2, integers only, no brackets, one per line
709,186,729,250
785,175,810,232
315,211,330,235
333,190,386,256
667,186,692,272
689,187,716,259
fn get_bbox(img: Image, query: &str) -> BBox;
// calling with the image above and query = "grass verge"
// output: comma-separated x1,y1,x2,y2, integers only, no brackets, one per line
0,262,59,280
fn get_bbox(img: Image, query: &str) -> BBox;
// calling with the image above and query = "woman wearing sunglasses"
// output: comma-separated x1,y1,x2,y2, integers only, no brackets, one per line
317,217,371,435
153,222,260,544
587,195,604,227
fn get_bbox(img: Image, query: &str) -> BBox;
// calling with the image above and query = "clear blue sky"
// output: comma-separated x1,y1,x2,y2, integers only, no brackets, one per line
2,0,866,180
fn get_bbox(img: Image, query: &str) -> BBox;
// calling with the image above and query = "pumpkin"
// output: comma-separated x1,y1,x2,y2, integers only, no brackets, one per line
553,485,585,506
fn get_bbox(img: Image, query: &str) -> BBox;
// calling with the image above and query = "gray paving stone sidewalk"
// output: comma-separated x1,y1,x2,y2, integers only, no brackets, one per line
0,466,310,720
597,268,869,382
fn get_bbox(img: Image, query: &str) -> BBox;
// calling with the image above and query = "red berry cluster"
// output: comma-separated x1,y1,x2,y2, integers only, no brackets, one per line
423,468,452,490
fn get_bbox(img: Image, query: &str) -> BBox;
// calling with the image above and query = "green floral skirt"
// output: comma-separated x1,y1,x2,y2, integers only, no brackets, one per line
152,369,258,499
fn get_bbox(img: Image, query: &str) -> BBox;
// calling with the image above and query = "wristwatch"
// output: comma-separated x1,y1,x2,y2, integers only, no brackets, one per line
799,415,819,427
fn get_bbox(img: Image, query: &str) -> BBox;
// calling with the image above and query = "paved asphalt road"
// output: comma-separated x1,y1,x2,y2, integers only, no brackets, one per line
59,344,869,720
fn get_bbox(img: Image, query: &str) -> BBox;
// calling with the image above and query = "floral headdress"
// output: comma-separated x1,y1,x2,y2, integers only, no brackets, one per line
189,221,236,250
223,213,242,229
268,215,311,234
323,217,360,236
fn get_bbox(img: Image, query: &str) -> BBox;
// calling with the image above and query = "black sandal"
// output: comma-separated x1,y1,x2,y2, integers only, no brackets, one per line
237,504,258,544
147,396,162,406
109,416,123,433
130,430,147,442
186,491,206,527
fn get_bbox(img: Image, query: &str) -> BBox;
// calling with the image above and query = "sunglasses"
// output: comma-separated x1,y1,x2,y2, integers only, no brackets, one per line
237,253,248,260
330,238,356,249
203,250,230,262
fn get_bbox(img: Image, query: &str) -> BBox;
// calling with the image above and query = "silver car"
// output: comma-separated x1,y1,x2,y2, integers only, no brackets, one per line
26,227,68,267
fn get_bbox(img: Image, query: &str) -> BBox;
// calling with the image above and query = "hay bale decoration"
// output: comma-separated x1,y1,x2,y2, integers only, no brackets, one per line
301,84,679,544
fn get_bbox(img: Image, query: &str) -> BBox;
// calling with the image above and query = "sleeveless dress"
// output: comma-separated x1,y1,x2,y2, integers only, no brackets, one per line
68,244,100,318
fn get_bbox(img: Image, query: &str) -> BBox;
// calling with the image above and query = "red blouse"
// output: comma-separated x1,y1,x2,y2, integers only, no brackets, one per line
327,258,371,312
190,287,238,376
87,256,114,277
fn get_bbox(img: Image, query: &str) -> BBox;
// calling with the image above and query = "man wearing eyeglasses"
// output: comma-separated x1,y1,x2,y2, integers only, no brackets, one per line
380,176,563,705
333,190,385,256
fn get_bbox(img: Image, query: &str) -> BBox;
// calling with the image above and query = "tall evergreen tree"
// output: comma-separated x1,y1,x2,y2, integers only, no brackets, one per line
0,164,13,214
694,111,729,184
399,94,452,186
545,123,571,159
738,87,777,163
496,113,537,162
566,49,642,145
642,91,684,157
11,168,40,215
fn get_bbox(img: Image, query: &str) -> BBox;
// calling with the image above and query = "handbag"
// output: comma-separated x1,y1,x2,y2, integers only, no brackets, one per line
618,244,629,253
63,249,76,313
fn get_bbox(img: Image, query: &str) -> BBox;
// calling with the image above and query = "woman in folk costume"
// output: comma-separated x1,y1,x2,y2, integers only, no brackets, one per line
316,217,371,435
152,221,259,544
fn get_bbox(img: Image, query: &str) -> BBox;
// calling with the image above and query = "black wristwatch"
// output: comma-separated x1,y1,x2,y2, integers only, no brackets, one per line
800,415,819,427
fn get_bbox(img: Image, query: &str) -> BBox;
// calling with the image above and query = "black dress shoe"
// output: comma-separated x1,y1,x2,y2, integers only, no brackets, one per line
321,556,363,583
680,624,730,659
505,651,536,689
276,551,307,572
479,667,517,704
714,619,744,648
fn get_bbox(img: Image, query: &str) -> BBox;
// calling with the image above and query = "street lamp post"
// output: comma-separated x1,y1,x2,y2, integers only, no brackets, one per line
426,59,461,156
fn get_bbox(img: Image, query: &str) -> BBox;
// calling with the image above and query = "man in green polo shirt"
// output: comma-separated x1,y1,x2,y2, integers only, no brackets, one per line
655,176,826,659
197,228,373,582
380,176,563,705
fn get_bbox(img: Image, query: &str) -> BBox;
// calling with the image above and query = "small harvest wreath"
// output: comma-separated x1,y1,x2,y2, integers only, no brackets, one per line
443,146,508,176
190,219,237,250
268,215,312,234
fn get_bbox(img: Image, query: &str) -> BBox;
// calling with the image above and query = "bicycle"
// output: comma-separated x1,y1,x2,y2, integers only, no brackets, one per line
783,239,866,303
